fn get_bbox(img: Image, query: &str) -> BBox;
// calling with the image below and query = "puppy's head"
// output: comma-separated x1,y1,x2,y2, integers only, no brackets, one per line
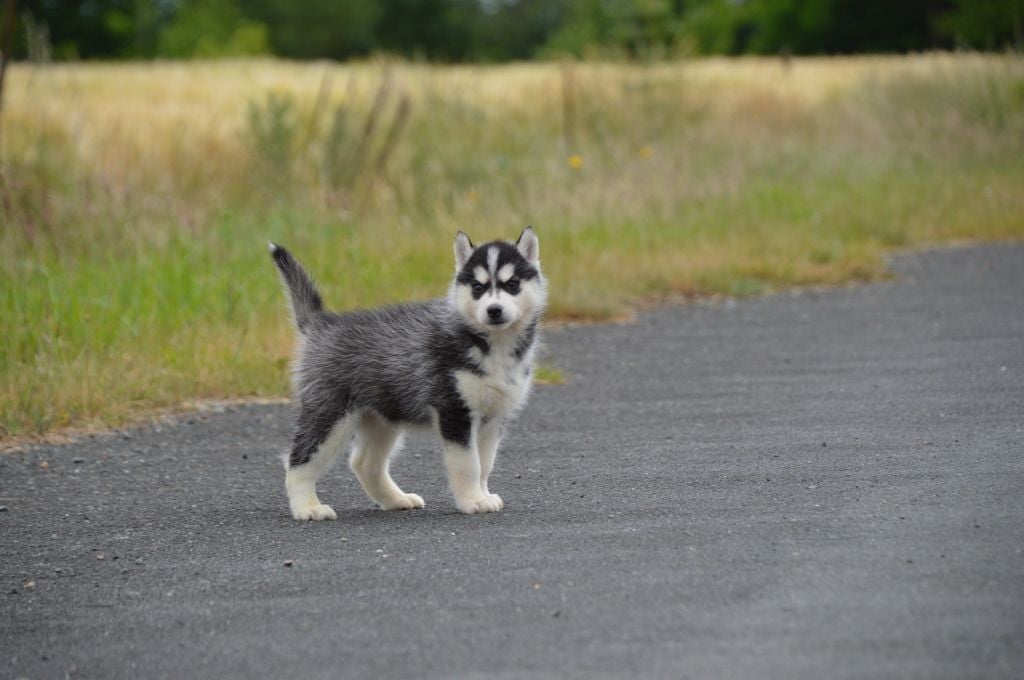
451,227,545,334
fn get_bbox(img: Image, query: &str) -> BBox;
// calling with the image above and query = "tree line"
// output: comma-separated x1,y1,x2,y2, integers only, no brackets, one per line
14,0,1024,62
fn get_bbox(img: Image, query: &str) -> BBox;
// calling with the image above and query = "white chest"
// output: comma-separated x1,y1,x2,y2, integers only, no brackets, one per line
455,348,534,421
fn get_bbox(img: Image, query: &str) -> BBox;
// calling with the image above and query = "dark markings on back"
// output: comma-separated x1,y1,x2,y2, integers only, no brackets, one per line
286,300,492,462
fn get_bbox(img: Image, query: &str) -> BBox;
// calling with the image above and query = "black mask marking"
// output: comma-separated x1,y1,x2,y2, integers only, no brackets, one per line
455,241,538,298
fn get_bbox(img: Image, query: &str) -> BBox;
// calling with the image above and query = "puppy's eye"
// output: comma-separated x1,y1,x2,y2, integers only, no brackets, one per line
472,282,485,294
505,278,520,293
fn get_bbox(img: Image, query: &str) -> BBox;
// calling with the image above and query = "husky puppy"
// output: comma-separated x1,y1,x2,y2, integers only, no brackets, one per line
269,228,545,519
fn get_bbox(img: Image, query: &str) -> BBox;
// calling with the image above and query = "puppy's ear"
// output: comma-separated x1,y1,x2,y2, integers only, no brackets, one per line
516,226,539,264
454,231,474,270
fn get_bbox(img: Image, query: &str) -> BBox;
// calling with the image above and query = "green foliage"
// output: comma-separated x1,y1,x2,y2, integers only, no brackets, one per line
157,0,269,58
239,1,383,60
322,105,356,188
245,92,297,181
543,0,688,59
680,0,748,55
937,0,1024,50
243,75,412,194
17,0,1024,62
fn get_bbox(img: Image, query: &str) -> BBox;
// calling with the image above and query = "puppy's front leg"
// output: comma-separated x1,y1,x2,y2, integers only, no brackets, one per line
477,420,504,510
439,411,502,514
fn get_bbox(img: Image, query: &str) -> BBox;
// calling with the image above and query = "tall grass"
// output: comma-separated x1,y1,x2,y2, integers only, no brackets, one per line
2,55,1023,439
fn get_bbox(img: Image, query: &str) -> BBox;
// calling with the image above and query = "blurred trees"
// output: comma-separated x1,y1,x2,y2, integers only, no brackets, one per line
13,0,1024,61
938,0,1024,50
159,0,268,57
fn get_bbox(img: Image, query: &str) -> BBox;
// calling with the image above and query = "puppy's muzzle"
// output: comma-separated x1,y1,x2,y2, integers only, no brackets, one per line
486,304,505,323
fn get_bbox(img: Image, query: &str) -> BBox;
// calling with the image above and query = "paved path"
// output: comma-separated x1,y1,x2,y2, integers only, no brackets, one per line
3,244,1023,679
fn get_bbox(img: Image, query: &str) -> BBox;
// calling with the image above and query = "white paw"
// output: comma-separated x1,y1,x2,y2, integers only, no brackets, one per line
456,494,504,514
292,504,337,521
379,493,425,511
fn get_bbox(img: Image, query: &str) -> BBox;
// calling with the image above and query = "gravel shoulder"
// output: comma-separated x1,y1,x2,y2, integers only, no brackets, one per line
2,243,1023,679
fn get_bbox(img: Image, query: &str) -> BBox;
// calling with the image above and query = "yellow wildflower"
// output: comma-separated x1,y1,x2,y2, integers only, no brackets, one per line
568,154,583,170
639,145,653,159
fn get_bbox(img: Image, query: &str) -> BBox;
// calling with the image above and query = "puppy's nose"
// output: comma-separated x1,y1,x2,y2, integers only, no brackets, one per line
486,304,504,320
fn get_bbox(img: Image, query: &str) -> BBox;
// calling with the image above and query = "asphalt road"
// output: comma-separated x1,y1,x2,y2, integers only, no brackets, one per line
3,244,1023,680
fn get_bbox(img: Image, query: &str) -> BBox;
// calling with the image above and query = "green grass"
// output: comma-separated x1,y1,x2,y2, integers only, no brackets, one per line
534,364,567,386
2,55,1023,440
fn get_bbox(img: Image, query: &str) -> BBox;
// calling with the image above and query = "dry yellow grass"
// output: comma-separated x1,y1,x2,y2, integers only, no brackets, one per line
2,54,1023,439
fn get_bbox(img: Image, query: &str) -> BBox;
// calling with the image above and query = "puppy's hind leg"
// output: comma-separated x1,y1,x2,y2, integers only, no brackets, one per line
350,412,424,511
286,409,355,521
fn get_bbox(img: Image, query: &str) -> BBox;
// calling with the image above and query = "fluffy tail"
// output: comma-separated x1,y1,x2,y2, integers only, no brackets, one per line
268,242,324,333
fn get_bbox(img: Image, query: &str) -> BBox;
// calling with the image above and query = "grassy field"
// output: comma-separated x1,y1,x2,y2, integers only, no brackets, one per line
2,54,1023,440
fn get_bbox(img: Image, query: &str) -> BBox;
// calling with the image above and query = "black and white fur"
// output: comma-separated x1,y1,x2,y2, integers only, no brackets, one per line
269,228,545,518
